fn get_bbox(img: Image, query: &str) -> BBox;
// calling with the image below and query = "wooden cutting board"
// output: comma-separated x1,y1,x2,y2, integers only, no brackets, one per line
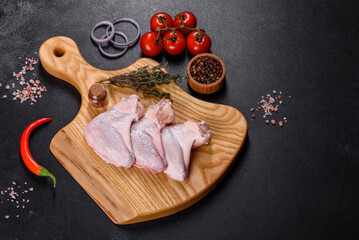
39,36,248,224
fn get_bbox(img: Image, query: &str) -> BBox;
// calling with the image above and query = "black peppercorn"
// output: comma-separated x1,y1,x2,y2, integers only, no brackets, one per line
190,57,223,84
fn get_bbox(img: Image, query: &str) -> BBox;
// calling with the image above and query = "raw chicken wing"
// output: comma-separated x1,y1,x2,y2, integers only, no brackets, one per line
84,94,145,168
131,99,175,173
162,120,211,181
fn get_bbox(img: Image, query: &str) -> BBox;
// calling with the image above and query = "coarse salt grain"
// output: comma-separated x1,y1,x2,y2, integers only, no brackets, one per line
3,55,46,105
249,90,290,127
1,181,34,220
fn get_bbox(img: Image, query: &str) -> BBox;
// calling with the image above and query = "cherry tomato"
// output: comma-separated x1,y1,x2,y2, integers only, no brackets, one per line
163,31,186,55
186,31,211,55
173,11,197,36
150,12,173,36
140,32,163,57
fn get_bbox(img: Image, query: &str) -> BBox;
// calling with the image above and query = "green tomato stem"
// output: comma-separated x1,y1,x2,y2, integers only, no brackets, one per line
155,27,206,42
180,14,185,25
155,27,205,33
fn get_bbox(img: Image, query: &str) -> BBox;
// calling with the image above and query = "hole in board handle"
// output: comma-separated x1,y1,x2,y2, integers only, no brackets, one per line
53,48,65,57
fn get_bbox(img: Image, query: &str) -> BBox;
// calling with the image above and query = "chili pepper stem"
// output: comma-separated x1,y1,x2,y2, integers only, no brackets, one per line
39,167,57,188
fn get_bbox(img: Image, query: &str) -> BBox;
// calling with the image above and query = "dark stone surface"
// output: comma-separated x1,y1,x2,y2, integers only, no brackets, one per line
1,0,359,239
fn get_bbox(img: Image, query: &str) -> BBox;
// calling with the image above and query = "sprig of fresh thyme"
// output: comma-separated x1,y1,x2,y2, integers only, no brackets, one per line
97,64,187,99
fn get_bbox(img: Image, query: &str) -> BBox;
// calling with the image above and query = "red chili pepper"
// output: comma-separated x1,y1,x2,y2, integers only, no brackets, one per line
20,118,56,188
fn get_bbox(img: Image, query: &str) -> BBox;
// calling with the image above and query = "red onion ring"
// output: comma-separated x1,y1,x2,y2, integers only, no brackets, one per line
106,18,140,47
91,20,115,44
98,31,129,58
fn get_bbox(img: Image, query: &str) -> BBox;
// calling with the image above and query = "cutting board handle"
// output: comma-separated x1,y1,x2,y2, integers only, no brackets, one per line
39,36,99,96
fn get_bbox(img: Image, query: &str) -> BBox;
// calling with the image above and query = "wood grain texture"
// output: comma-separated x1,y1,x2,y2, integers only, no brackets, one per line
39,36,248,224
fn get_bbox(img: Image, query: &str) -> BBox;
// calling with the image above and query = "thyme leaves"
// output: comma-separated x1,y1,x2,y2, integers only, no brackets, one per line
97,64,187,99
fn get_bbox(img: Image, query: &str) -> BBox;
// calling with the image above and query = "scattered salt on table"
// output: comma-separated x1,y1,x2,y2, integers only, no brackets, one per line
1,181,34,219
249,90,290,127
0,54,47,105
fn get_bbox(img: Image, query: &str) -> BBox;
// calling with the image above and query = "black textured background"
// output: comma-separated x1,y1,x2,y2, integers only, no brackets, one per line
1,0,359,239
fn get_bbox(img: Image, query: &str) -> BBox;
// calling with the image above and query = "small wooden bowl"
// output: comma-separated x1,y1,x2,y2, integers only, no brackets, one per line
187,53,226,94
